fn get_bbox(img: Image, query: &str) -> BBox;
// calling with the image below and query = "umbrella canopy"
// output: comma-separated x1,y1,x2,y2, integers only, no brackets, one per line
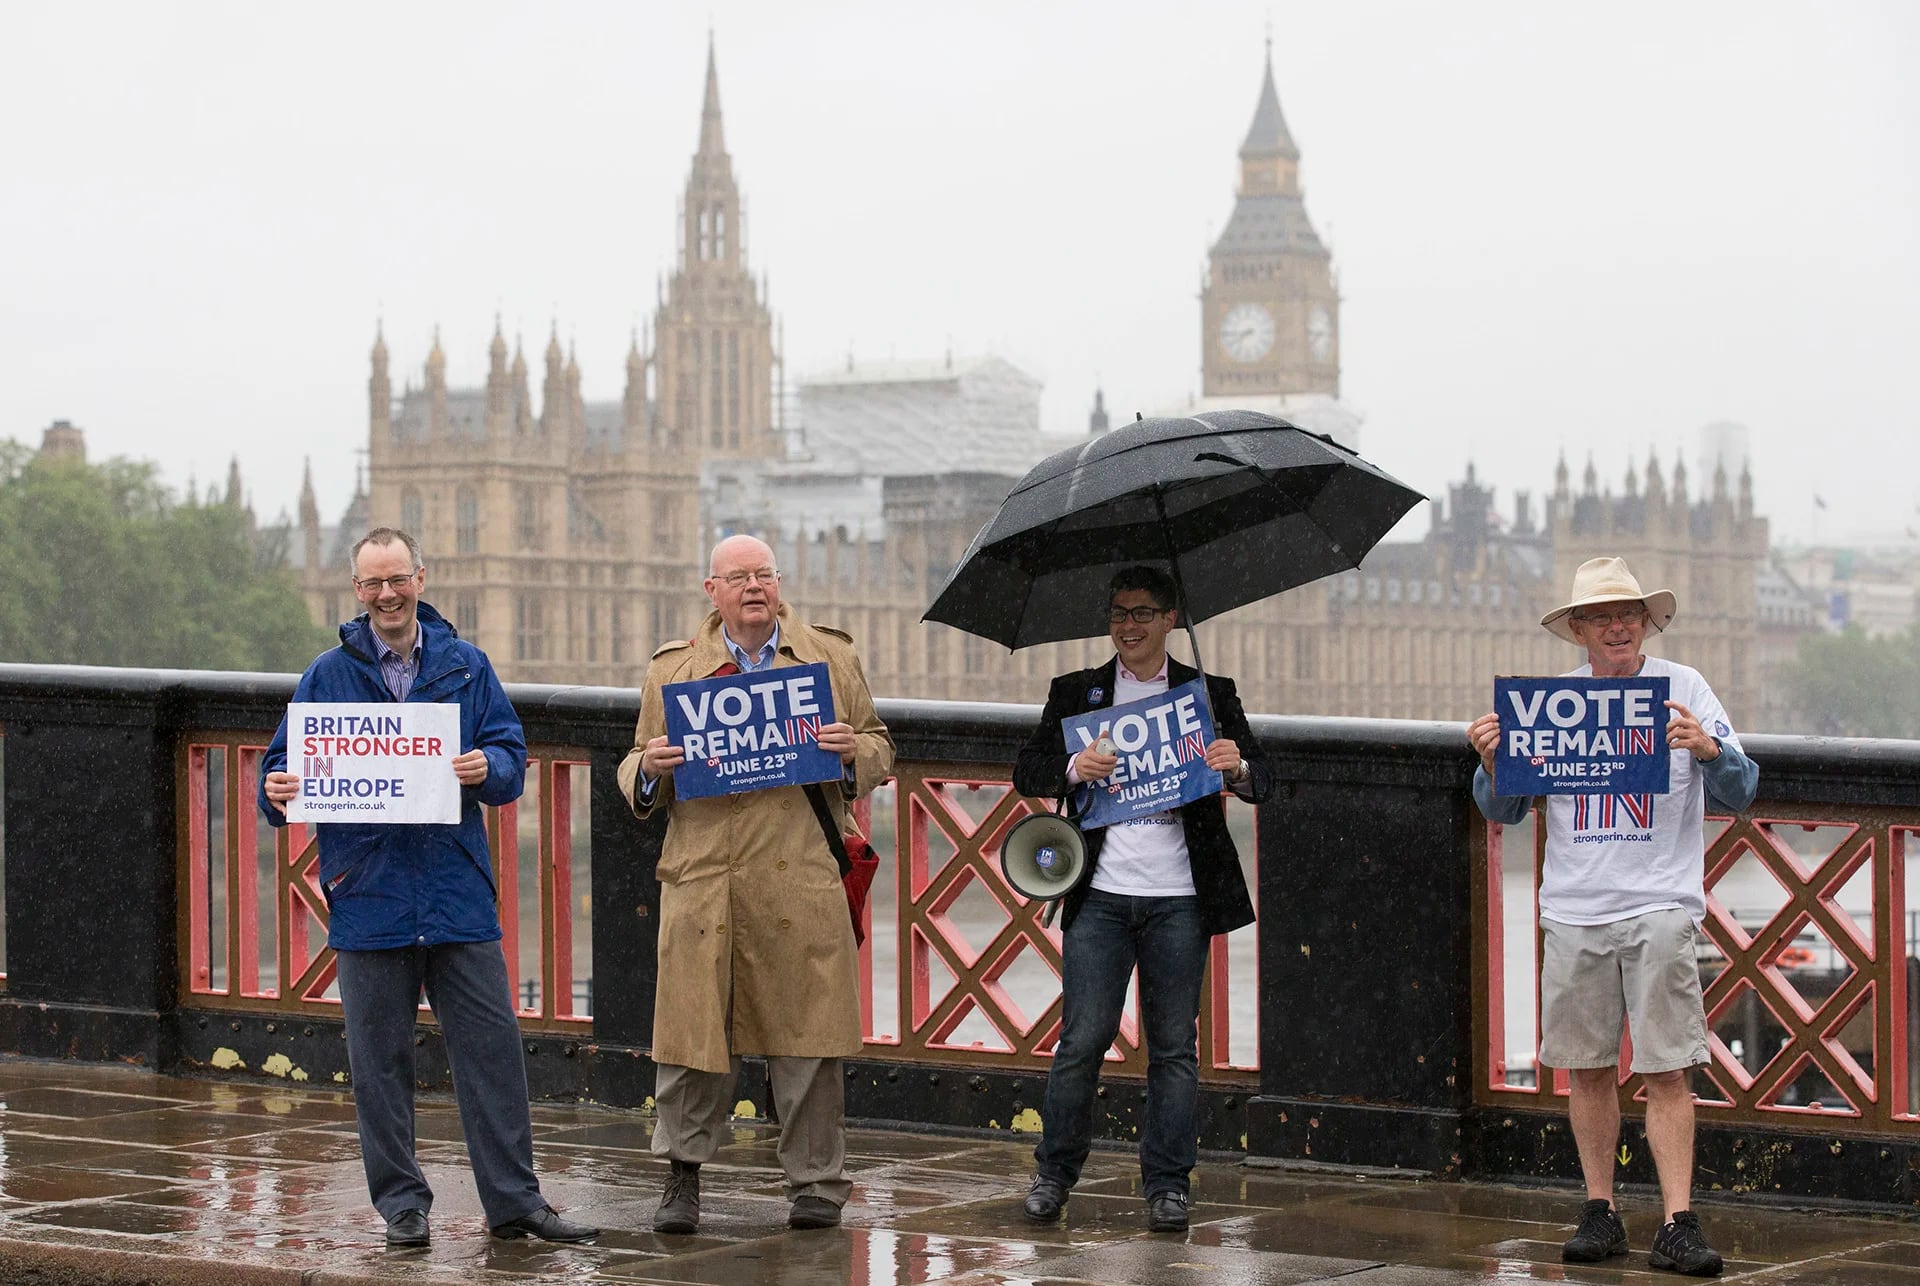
923,408,1426,650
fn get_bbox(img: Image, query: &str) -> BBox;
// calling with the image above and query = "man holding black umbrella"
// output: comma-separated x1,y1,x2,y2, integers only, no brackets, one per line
1012,565,1271,1234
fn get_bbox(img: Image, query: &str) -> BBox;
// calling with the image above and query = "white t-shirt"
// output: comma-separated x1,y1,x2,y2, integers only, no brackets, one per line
1539,656,1741,927
1076,659,1197,898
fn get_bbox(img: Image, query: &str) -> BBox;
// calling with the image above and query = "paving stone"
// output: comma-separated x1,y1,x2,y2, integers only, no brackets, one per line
0,1086,200,1118
6,1106,288,1149
594,1225,1066,1284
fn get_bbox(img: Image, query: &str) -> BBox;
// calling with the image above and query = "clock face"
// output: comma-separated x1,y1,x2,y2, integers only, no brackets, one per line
1219,303,1276,363
1307,305,1333,362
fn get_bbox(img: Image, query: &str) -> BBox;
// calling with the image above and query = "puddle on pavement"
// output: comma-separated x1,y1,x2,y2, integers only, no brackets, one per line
18,1201,253,1237
1190,1205,1532,1262
195,1128,368,1163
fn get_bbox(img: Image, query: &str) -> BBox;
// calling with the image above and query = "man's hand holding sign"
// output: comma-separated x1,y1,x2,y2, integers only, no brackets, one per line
267,703,464,824
655,661,850,799
1063,679,1239,828
1486,676,1672,796
1470,686,1722,794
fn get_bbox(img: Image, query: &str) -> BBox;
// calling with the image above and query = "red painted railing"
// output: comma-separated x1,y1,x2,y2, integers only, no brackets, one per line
861,767,1259,1083
180,745,1259,1079
1478,802,1920,1128
178,736,590,1029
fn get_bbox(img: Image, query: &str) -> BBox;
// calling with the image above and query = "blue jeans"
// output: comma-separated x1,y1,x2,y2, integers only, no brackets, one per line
1035,889,1210,1197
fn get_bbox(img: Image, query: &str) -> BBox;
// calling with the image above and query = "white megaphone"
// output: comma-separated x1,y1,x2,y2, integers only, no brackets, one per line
999,812,1086,928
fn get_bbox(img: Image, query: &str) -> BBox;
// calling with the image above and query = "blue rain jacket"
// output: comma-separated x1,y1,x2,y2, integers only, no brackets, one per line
258,603,526,950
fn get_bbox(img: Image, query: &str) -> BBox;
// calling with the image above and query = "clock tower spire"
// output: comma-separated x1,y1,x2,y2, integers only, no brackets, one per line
1201,40,1339,399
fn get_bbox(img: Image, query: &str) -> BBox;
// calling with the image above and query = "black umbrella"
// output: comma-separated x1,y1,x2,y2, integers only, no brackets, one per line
922,408,1425,666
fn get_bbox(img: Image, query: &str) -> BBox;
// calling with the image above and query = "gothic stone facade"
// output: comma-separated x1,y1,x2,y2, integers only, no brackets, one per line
305,45,1771,727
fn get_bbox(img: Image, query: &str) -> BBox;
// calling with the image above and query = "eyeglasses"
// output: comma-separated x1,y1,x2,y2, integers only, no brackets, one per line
1107,605,1169,625
717,568,782,589
352,572,419,595
1571,604,1647,627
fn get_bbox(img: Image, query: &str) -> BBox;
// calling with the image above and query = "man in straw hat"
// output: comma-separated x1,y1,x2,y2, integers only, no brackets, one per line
1468,556,1757,1277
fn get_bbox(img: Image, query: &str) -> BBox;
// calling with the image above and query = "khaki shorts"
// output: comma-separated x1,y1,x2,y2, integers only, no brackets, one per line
1539,908,1708,1074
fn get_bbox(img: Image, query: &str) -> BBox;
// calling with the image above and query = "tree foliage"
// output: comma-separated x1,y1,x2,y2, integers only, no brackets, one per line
0,441,332,671
1781,624,1920,739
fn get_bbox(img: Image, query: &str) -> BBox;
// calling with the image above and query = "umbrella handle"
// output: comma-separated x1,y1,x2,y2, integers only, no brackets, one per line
1182,618,1218,730
1151,486,1219,731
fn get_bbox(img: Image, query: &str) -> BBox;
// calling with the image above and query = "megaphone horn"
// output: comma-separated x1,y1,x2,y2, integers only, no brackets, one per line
1000,812,1086,926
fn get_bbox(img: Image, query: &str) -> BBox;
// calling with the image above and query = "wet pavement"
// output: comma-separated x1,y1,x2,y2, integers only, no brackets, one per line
0,1058,1913,1283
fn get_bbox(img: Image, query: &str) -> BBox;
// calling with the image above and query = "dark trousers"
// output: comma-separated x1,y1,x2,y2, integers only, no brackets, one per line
335,940,544,1226
1035,889,1210,1197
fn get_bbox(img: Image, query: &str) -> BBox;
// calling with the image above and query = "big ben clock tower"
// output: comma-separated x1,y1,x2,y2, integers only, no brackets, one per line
1202,44,1339,398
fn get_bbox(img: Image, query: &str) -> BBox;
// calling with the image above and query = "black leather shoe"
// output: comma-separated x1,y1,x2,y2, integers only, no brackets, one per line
1023,1175,1068,1223
788,1194,842,1229
654,1160,701,1235
384,1207,430,1247
1147,1189,1189,1233
490,1204,598,1243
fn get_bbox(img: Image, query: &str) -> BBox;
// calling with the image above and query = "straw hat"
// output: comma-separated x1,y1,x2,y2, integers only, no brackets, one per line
1539,556,1677,644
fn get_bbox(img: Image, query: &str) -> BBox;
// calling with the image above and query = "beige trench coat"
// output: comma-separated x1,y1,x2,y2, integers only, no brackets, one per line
616,604,894,1073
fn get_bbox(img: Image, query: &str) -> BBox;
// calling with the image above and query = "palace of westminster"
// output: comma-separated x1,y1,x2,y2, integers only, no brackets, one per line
282,44,1791,730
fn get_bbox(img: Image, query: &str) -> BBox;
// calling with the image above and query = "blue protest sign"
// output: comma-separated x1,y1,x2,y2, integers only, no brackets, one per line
1063,679,1223,829
1492,675,1671,796
664,662,843,799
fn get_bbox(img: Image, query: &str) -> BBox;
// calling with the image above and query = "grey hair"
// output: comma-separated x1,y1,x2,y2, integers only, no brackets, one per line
349,527,424,575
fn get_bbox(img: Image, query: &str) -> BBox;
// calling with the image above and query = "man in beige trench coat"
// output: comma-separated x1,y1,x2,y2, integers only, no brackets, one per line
618,534,893,1234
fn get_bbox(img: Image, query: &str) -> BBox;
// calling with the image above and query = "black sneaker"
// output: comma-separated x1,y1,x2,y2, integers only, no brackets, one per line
1650,1210,1724,1276
1562,1198,1628,1262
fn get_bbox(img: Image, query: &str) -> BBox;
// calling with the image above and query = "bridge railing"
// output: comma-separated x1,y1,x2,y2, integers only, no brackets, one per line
3,663,1918,1206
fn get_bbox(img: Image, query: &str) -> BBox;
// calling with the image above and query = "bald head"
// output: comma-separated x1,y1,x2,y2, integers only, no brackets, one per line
709,534,774,577
705,535,782,650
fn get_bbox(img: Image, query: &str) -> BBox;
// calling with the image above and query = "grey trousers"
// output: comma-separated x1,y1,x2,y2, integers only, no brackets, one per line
335,941,546,1226
653,1057,851,1205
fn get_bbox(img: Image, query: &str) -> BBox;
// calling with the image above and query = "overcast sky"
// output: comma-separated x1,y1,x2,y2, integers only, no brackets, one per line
6,1,1916,549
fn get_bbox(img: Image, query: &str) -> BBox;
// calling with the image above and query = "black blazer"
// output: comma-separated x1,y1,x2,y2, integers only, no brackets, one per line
1013,657,1273,936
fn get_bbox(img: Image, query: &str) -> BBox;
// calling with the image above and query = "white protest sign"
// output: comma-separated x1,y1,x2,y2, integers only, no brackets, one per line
283,702,463,824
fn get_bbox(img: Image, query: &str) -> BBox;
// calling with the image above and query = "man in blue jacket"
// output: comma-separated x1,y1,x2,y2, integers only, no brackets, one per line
260,527,595,1248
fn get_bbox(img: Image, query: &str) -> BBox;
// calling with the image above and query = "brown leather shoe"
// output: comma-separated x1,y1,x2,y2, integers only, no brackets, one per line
653,1161,701,1235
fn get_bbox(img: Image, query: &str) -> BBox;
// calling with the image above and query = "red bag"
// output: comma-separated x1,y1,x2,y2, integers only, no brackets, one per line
838,828,881,947
805,784,880,946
